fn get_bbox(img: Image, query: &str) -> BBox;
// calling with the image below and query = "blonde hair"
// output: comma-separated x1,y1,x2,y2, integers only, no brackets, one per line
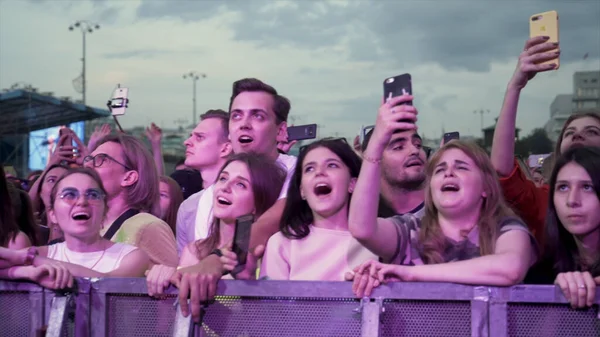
419,141,517,264
93,134,160,216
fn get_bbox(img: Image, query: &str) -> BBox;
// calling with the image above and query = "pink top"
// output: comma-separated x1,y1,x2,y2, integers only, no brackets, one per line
260,226,377,281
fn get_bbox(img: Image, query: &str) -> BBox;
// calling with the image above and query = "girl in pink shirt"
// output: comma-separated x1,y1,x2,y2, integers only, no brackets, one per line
259,138,377,281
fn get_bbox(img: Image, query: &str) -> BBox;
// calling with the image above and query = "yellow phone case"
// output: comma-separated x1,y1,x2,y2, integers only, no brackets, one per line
529,10,560,69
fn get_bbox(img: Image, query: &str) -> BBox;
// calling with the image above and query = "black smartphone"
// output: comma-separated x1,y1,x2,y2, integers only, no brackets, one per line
287,124,317,142
233,214,254,265
58,127,75,158
383,73,412,106
443,132,460,144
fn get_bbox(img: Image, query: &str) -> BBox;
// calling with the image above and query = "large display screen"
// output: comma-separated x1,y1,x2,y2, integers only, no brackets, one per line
28,121,85,171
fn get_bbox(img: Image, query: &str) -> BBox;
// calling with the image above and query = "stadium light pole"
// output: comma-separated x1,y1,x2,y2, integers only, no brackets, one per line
182,71,207,124
69,20,100,105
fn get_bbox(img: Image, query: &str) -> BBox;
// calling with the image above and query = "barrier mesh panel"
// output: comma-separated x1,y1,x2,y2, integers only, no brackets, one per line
107,294,177,337
381,300,471,337
508,303,600,337
0,291,32,337
200,296,361,337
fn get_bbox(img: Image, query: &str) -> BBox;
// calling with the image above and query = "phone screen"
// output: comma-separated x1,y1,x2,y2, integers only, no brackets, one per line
233,214,254,265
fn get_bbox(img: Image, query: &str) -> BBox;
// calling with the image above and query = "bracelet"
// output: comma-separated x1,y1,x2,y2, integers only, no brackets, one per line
363,155,382,164
24,247,38,266
210,249,223,257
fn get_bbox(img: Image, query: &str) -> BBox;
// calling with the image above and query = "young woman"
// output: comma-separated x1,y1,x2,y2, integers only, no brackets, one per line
146,153,285,296
158,176,184,235
491,36,600,244
1,166,32,249
28,167,150,277
30,164,69,243
527,146,600,308
247,138,375,281
349,141,537,297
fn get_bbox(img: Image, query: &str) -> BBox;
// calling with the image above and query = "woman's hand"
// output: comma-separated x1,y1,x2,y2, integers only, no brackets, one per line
350,260,409,297
87,124,111,151
219,243,264,280
509,36,559,91
146,264,177,298
555,271,597,308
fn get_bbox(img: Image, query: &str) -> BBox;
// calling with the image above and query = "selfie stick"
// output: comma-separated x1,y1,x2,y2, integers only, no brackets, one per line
106,84,125,133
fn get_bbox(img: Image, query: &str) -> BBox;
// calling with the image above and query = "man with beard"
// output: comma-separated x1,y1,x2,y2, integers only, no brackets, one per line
361,95,427,219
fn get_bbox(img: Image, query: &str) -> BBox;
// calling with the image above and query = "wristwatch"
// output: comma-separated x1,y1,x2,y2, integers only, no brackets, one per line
24,247,38,266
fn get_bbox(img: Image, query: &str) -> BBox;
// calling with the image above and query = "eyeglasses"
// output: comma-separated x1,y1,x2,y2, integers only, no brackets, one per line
58,188,105,204
299,137,349,154
83,154,132,170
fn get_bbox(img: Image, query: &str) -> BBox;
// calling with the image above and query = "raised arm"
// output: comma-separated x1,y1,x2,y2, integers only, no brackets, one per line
348,95,416,260
491,36,559,176
145,123,165,176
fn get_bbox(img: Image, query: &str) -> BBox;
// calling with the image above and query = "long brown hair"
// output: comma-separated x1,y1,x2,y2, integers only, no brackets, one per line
419,141,517,264
0,166,19,247
194,153,286,259
554,112,600,157
159,176,184,234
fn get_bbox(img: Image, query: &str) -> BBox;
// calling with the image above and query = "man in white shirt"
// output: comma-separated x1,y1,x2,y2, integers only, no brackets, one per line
175,110,232,254
173,79,297,317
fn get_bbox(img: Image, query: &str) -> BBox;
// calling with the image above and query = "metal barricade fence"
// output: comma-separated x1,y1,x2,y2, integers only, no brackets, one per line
0,279,598,337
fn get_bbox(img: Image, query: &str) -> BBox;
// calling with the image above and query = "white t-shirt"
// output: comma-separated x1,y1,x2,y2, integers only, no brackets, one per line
260,226,377,281
47,242,138,273
194,153,297,240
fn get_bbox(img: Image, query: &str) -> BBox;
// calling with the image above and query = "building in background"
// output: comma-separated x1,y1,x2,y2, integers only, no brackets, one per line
545,70,600,143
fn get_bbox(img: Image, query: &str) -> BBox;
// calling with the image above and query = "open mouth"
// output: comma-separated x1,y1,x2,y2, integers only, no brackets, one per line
238,135,254,144
441,183,460,192
313,183,332,196
217,196,232,206
72,212,91,221
405,159,423,168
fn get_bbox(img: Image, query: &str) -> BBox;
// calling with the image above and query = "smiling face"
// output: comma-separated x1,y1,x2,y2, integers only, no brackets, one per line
430,148,486,216
212,160,256,223
553,162,600,237
228,91,285,156
300,146,356,219
48,173,106,239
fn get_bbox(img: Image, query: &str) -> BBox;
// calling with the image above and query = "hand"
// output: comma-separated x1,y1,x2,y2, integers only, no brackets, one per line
87,124,111,151
11,265,73,290
47,134,77,167
554,271,597,308
220,244,264,280
366,95,418,157
171,254,223,323
277,140,298,154
146,264,177,298
145,123,163,146
509,36,559,90
69,131,89,166
351,260,408,297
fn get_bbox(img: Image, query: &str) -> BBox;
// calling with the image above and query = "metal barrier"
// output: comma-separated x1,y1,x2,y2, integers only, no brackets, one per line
0,279,598,337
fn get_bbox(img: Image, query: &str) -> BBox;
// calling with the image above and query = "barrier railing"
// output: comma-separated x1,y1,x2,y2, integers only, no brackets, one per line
0,279,598,337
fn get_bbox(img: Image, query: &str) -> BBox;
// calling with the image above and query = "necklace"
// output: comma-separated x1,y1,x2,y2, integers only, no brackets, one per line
64,241,108,271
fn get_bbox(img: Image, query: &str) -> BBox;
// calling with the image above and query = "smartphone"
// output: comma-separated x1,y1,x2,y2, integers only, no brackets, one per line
287,124,317,141
359,125,375,146
529,11,559,69
233,214,254,265
110,87,129,116
383,73,412,106
443,132,460,144
58,127,75,158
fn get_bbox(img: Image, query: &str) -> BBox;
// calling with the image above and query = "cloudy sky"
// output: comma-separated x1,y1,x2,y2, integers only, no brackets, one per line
1,0,599,140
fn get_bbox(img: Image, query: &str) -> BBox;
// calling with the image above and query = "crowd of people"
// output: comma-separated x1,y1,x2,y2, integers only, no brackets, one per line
1,36,599,323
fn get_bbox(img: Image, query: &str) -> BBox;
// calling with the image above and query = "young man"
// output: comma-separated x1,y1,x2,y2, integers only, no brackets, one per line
175,110,232,254
173,79,297,318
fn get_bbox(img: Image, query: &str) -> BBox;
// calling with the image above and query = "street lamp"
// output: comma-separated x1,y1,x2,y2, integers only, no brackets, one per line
182,71,207,124
69,20,100,105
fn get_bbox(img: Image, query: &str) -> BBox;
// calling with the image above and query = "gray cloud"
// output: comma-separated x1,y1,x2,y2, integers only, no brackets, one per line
102,48,203,60
133,0,600,72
